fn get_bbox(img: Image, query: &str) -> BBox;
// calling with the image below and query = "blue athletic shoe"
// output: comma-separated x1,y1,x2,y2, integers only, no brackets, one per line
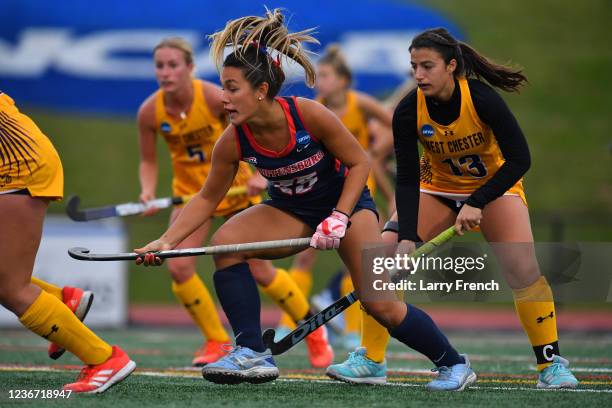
274,326,292,342
201,346,279,385
426,354,477,391
326,347,387,385
537,355,579,389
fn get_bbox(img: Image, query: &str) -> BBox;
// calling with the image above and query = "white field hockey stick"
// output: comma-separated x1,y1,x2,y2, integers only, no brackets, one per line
68,237,311,261
66,185,248,222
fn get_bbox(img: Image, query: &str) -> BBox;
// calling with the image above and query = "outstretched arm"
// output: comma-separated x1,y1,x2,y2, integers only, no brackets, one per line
135,127,240,258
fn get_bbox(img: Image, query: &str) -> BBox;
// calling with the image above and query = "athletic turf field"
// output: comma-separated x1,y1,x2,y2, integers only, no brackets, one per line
1,328,610,407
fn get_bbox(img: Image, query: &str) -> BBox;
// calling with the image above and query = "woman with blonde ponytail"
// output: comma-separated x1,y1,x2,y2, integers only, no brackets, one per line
136,10,473,390
137,35,333,369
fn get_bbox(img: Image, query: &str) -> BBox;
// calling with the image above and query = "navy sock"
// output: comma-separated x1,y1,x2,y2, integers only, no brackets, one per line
213,262,264,352
389,304,464,367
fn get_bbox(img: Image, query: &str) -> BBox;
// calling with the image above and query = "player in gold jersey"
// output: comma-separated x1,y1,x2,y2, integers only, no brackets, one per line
137,38,331,367
330,27,578,390
276,44,395,350
0,92,135,393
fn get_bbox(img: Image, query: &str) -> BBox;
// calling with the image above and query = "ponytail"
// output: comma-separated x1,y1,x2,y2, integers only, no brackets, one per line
410,28,527,92
209,7,319,97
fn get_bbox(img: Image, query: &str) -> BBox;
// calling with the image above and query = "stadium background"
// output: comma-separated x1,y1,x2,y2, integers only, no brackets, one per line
0,0,610,302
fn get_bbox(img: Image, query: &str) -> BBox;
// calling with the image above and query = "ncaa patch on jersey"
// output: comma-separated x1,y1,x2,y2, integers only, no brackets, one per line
160,122,172,133
421,124,435,137
296,130,311,146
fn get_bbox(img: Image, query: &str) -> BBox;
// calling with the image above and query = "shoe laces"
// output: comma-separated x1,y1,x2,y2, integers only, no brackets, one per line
347,351,367,366
431,366,452,381
75,365,96,382
547,360,568,376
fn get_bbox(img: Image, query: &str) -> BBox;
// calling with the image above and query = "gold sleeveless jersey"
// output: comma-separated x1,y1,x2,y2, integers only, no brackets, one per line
319,90,375,192
0,93,63,199
155,80,258,216
417,77,525,203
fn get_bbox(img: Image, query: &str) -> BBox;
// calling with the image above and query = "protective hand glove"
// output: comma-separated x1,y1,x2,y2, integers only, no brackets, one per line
310,210,350,250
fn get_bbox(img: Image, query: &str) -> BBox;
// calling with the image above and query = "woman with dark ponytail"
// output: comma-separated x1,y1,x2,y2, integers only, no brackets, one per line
391,27,578,388
135,11,474,390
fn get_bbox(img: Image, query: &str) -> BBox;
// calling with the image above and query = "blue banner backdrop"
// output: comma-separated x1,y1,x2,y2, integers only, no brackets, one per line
0,0,460,114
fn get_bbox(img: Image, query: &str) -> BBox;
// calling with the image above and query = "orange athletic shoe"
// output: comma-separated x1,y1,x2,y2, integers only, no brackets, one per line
48,286,94,360
305,325,334,368
63,346,136,393
192,340,230,367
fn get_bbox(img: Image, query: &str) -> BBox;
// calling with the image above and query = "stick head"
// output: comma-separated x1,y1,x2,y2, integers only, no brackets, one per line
261,328,277,349
68,247,92,260
65,195,86,221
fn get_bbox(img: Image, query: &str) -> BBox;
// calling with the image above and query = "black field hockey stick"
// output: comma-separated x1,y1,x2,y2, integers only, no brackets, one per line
68,237,311,262
262,226,457,355
66,186,248,222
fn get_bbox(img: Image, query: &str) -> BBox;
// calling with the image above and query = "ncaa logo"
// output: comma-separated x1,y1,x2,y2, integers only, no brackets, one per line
244,156,257,165
160,122,172,133
421,124,435,138
296,130,311,146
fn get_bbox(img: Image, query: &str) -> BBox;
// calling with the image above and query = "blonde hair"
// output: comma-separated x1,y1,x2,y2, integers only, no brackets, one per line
154,37,194,65
318,43,352,86
209,8,319,93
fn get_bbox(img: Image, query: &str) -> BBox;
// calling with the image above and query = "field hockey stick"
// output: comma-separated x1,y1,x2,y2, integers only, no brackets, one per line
66,185,248,222
68,237,311,261
262,226,457,355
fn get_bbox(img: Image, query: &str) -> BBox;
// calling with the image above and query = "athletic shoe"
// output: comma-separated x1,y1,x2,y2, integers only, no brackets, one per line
192,340,229,367
326,347,387,385
305,325,334,368
63,346,136,393
537,355,579,389
342,332,360,351
201,346,279,384
273,325,292,342
426,354,477,391
49,286,94,360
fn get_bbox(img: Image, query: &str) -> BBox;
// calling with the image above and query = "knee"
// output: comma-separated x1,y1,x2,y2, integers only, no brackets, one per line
167,258,195,283
361,300,400,328
210,229,247,266
248,260,275,286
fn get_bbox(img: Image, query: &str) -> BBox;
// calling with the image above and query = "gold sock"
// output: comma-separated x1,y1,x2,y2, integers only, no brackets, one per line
361,307,390,363
31,277,63,300
340,273,361,335
172,273,229,342
261,268,309,322
19,290,112,365
278,268,312,329
513,276,559,371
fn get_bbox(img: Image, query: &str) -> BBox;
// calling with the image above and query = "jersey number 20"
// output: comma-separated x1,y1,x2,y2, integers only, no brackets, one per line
272,172,318,195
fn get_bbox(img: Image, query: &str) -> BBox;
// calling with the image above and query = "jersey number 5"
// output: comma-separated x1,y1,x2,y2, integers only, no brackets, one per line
272,172,318,195
442,154,488,178
187,144,205,162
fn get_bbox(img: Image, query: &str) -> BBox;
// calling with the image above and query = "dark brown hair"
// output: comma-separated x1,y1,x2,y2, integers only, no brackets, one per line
410,28,527,92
